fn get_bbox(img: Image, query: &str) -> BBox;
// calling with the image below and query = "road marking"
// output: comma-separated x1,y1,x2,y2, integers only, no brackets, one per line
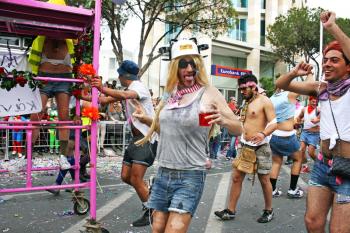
62,190,134,233
0,183,128,200
0,172,224,200
204,172,231,233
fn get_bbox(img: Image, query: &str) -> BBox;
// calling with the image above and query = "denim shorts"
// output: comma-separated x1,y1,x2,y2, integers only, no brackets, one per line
300,130,320,147
147,167,206,216
123,135,157,167
270,134,300,157
38,72,72,98
309,160,350,203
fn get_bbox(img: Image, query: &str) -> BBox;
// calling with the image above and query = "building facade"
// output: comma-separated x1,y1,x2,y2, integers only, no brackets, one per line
0,0,307,101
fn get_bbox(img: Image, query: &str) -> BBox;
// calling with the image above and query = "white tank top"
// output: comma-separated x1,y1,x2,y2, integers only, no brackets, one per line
320,89,350,149
303,108,319,130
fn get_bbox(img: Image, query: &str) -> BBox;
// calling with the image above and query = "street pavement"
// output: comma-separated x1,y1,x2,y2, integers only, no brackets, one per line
0,153,312,233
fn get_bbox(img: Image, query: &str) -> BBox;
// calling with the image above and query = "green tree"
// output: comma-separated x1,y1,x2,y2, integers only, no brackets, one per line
259,76,275,97
267,7,322,77
267,7,350,79
68,0,237,77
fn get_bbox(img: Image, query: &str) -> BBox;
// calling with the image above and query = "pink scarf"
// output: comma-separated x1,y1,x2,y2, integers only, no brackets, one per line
168,83,202,104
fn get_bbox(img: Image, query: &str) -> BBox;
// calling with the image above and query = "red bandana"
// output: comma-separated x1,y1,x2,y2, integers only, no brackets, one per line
307,105,315,114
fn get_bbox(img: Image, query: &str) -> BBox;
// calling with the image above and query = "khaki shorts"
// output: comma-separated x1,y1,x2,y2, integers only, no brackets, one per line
237,143,272,175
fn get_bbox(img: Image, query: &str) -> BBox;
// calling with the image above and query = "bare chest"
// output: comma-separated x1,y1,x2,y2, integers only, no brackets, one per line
42,40,68,59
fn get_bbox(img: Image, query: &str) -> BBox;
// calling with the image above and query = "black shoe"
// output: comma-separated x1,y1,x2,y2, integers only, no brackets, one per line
46,188,60,195
214,208,236,220
257,209,274,223
132,209,152,227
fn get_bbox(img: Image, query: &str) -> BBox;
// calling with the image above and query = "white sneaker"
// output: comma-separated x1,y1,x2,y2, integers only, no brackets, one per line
59,155,71,170
272,188,282,197
287,187,304,198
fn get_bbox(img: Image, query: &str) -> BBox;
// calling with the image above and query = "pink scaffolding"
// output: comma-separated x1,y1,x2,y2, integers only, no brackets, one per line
0,0,105,232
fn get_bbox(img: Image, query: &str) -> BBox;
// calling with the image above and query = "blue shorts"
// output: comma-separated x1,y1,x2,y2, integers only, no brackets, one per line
147,167,206,216
270,134,300,157
12,131,23,142
38,72,72,98
309,160,350,203
300,130,320,147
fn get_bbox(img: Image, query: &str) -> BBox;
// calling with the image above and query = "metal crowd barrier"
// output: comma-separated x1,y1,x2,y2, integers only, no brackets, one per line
0,121,131,160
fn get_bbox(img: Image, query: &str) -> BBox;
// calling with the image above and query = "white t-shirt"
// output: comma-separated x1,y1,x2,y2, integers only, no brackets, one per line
126,80,156,142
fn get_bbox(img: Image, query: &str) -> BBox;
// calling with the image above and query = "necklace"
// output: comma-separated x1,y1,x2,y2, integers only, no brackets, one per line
240,94,257,123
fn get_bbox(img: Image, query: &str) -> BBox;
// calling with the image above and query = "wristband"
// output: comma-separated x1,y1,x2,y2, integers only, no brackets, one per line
259,131,267,138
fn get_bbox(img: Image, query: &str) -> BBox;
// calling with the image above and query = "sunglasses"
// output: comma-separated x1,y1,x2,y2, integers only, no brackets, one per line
178,59,196,69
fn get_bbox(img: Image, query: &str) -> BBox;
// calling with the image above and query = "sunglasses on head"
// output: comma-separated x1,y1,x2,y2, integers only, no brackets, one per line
178,59,196,69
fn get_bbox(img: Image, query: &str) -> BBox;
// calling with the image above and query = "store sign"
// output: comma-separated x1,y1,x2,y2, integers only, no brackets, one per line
211,64,252,79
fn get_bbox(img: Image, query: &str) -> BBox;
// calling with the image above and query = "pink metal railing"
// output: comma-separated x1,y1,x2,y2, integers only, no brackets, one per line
0,0,102,227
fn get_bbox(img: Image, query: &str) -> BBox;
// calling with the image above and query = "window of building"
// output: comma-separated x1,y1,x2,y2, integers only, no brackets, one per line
260,20,266,46
109,57,116,70
226,89,237,102
0,36,20,47
228,18,247,42
165,23,181,44
261,0,266,9
231,0,247,8
260,60,275,79
23,37,33,48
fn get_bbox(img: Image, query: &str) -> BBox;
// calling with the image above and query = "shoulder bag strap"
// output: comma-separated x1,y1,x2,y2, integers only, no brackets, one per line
328,99,341,155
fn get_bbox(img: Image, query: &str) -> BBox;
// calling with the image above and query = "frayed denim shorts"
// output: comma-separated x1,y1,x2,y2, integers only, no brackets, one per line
270,134,300,157
147,167,206,216
38,72,72,98
309,159,350,203
300,130,320,147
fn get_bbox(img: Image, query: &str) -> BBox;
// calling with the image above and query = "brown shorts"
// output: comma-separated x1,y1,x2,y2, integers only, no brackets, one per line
237,143,272,175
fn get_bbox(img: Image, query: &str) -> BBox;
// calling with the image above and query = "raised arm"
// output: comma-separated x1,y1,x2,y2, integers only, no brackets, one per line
276,62,320,96
321,11,350,61
90,77,138,100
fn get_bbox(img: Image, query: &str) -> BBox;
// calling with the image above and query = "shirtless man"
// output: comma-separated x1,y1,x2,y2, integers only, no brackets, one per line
276,11,350,233
214,74,277,223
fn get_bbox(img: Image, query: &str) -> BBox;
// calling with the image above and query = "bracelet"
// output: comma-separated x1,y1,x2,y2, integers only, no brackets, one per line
259,131,267,138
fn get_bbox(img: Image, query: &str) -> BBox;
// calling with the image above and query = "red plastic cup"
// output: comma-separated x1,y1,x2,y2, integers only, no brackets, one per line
199,112,212,127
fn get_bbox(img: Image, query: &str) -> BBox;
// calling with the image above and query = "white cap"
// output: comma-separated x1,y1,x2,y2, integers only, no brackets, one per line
171,39,199,60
